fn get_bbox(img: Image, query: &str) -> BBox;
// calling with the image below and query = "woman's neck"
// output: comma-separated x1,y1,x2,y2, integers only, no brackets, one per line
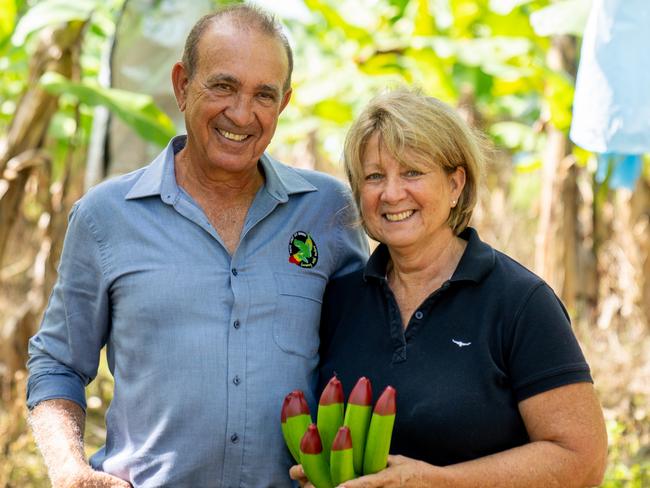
387,232,466,290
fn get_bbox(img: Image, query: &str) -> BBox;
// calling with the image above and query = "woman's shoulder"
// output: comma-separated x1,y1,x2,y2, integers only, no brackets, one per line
326,266,367,295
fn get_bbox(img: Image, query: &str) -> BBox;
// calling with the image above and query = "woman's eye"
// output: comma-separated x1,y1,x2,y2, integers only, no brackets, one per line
404,169,423,177
364,173,383,181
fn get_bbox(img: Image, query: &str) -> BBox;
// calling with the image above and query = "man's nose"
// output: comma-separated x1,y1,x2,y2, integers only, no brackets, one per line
225,95,255,127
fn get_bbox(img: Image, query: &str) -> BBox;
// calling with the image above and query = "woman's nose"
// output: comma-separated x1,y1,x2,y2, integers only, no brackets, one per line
380,175,406,202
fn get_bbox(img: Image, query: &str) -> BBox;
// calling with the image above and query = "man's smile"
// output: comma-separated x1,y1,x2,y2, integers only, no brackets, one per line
217,128,250,142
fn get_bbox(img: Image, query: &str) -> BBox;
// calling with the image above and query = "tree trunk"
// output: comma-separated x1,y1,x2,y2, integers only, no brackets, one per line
0,21,85,267
534,35,581,312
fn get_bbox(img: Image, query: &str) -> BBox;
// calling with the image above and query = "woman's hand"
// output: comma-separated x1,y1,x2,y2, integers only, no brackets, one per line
289,464,315,488
333,455,434,487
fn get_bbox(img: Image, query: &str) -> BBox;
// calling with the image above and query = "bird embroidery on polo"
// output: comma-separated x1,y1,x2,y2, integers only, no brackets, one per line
288,231,318,268
452,339,472,348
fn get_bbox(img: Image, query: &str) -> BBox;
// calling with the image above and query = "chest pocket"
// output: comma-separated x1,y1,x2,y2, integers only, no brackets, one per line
273,272,327,359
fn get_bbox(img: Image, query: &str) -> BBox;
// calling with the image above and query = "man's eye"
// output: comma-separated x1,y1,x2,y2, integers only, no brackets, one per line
212,83,232,92
258,92,276,102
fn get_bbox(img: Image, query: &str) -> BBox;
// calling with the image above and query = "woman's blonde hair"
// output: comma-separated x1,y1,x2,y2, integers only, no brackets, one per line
343,88,486,235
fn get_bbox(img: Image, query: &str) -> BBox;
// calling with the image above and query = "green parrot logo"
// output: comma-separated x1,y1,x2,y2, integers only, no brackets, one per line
289,231,318,268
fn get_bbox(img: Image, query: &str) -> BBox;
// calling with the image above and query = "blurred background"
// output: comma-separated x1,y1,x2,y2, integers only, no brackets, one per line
0,0,648,486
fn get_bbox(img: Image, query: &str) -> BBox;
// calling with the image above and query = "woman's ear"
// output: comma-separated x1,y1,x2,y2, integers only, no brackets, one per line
449,166,466,205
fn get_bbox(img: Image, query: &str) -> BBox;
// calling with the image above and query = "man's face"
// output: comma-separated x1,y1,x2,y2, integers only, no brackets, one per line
173,20,291,177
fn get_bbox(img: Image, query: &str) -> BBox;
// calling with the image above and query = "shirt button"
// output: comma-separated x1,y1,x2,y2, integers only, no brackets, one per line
231,268,238,276
231,433,239,443
233,320,241,329
233,375,241,385
414,310,424,320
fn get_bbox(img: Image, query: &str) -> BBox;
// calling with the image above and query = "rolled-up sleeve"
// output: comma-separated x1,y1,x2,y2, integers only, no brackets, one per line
27,201,111,410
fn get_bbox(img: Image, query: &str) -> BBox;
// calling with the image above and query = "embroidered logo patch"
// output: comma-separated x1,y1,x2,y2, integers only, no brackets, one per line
288,231,318,268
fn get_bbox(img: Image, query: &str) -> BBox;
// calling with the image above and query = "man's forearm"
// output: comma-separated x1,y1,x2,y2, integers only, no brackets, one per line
29,399,91,486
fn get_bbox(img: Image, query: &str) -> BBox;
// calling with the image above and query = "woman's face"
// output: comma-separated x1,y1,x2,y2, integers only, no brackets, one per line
359,132,465,253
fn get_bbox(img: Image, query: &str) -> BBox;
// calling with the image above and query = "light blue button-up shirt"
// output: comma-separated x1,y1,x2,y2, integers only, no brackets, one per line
27,136,368,487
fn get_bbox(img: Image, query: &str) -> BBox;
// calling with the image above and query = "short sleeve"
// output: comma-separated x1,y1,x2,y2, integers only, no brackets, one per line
506,283,592,402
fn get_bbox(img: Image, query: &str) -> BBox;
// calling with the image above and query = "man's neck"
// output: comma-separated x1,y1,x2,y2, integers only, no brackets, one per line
173,148,264,204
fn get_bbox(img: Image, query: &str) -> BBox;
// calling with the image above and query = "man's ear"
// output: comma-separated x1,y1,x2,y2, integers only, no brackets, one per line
171,62,190,112
279,88,292,114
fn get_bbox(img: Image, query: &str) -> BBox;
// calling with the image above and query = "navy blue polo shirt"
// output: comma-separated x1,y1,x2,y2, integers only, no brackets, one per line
318,227,591,466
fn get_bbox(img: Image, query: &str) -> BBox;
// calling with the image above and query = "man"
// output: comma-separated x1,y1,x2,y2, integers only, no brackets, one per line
26,5,368,487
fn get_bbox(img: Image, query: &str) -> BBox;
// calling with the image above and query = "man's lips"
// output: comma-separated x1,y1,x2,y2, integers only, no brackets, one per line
216,128,250,142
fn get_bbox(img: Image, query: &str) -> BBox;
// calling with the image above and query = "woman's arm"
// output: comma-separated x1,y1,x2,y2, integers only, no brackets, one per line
336,382,607,488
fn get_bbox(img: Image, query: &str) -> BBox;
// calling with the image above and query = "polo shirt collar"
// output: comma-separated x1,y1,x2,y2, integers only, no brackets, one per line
362,227,495,284
125,135,316,202
451,227,495,283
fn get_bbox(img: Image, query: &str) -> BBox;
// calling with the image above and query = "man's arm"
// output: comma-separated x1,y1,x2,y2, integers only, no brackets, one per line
29,399,132,488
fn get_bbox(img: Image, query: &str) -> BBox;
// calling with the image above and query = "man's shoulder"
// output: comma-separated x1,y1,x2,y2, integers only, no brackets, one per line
291,166,347,190
268,156,350,194
76,166,149,211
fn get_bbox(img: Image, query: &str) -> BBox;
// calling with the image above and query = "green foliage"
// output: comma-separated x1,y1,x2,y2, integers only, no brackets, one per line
40,72,175,147
0,0,175,166
529,0,592,37
602,419,650,487
11,0,96,44
282,0,575,167
0,0,17,47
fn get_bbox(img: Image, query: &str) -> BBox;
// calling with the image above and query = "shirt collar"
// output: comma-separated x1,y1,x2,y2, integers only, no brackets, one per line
362,227,495,284
125,136,184,202
125,135,317,202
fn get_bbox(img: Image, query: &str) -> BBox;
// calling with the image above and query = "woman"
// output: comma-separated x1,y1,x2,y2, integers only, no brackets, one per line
291,89,607,487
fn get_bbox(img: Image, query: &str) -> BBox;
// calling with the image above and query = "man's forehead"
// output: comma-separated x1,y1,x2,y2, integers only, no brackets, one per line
195,21,288,87
202,17,282,51
199,21,287,62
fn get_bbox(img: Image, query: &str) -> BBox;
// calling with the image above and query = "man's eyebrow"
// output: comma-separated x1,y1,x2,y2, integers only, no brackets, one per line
257,83,281,96
205,74,240,86
205,74,281,96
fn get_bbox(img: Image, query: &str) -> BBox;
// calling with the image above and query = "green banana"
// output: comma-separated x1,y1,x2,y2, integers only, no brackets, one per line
284,390,312,464
363,385,397,475
317,376,344,460
343,376,373,475
281,392,301,463
300,423,334,488
330,425,356,485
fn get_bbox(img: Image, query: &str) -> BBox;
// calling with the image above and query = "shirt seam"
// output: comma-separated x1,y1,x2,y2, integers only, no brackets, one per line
333,192,348,275
76,203,112,280
504,280,546,352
